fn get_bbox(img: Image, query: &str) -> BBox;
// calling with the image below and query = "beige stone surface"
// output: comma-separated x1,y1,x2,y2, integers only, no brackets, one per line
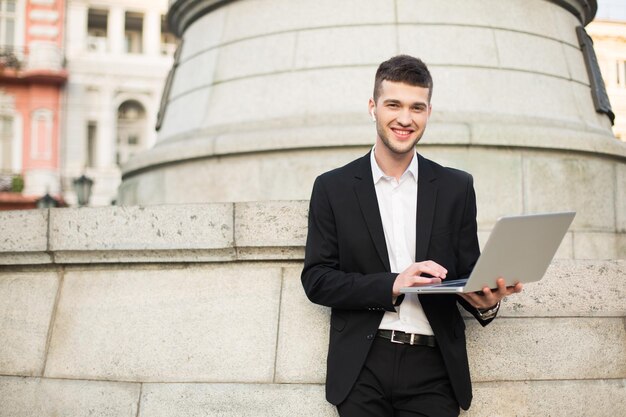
562,43,589,85
179,7,226,61
498,260,626,317
169,48,218,98
398,25,498,68
523,155,616,231
0,376,140,417
463,379,626,417
573,232,626,260
275,266,330,383
397,0,564,42
139,383,337,417
215,32,296,82
44,264,282,382
158,87,212,140
295,25,396,69
220,0,395,43
617,163,626,233
420,147,524,227
0,209,48,252
49,204,234,251
0,271,58,376
466,317,626,381
235,201,308,247
495,30,569,78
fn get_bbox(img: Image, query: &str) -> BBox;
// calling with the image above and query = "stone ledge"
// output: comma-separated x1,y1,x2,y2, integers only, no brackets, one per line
0,210,48,253
0,375,140,417
462,378,626,417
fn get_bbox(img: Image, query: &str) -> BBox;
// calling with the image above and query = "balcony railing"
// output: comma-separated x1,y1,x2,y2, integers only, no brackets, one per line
0,45,25,70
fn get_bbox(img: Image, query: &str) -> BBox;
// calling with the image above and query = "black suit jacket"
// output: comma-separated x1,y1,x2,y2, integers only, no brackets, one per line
301,152,494,410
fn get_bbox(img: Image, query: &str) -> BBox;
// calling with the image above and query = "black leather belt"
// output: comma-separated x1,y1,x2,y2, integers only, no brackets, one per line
377,330,437,347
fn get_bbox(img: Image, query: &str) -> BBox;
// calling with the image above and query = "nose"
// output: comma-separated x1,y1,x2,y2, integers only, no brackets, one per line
396,109,411,126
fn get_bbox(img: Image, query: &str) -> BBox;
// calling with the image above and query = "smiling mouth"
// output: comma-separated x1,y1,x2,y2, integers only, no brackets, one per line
391,127,414,139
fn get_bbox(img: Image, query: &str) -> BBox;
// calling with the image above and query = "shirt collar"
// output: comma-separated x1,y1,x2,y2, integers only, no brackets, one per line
370,146,418,184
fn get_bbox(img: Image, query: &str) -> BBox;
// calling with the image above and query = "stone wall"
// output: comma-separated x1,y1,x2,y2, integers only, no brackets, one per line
1,203,625,416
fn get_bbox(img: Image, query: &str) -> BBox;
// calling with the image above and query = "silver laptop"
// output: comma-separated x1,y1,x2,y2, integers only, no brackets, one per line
401,212,576,294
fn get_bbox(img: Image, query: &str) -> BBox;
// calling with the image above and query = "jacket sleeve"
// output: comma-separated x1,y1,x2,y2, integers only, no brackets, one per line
301,176,397,312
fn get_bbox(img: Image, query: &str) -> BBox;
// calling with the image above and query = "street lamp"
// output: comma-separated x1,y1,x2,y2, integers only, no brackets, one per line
36,193,59,209
72,174,94,207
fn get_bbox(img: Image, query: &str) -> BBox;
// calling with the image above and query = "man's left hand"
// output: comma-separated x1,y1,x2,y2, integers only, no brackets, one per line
459,277,523,310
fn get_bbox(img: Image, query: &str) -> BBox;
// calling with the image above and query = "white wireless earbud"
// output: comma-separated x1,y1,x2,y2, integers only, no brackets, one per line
370,111,376,122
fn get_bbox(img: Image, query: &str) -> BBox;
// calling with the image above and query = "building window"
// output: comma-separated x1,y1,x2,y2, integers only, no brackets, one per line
30,108,53,160
0,0,16,47
87,121,97,167
0,114,13,171
124,11,143,54
116,100,146,165
87,8,108,53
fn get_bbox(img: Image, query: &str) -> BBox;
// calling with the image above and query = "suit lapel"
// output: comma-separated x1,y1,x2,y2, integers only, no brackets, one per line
353,153,391,272
415,154,438,262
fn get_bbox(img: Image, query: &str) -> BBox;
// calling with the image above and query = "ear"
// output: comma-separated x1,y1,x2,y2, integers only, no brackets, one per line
368,98,376,121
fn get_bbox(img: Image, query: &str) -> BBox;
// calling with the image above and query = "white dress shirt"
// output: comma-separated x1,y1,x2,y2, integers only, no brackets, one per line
370,149,434,335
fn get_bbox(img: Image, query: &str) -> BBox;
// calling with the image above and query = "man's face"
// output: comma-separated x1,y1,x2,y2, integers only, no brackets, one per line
369,80,432,156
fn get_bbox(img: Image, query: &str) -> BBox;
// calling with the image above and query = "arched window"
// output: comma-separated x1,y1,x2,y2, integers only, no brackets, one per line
116,99,146,166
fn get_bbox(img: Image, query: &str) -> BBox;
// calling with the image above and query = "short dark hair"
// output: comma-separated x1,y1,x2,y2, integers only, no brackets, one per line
373,55,433,102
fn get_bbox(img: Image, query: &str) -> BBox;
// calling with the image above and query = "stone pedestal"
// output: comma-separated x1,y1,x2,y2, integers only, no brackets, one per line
119,0,625,258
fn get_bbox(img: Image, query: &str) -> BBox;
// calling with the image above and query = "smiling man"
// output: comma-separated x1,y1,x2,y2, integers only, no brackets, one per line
301,55,522,417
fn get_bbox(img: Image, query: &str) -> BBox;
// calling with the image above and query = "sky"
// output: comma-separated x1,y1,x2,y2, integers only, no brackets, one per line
596,0,626,21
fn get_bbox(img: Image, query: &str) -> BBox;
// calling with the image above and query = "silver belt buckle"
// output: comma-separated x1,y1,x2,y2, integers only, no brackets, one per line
390,330,403,344
409,333,416,345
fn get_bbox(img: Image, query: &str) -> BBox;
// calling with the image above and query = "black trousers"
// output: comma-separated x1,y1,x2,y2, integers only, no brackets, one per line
337,336,460,417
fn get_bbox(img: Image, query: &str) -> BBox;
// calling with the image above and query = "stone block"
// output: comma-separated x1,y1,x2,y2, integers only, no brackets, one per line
523,155,615,232
397,25,498,68
294,26,396,69
275,266,330,383
495,30,569,78
397,0,561,41
550,2,583,47
0,271,58,376
498,260,625,317
0,209,48,252
562,43,588,84
573,232,626,260
161,147,367,204
419,147,523,227
49,204,234,251
169,49,218,99
0,376,140,417
466,317,626,381
157,87,212,140
430,67,581,125
139,383,337,417
44,264,282,382
617,163,626,233
202,67,372,128
180,7,226,61
221,0,395,43
462,379,626,417
215,32,296,82
235,201,308,247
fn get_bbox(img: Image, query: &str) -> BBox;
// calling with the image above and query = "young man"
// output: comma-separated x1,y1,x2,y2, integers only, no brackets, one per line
301,55,522,417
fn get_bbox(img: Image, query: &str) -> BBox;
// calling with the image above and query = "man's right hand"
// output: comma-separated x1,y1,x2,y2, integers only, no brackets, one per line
392,260,447,296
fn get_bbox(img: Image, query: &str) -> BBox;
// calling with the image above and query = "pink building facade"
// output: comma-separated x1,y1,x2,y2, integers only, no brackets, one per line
0,0,67,209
